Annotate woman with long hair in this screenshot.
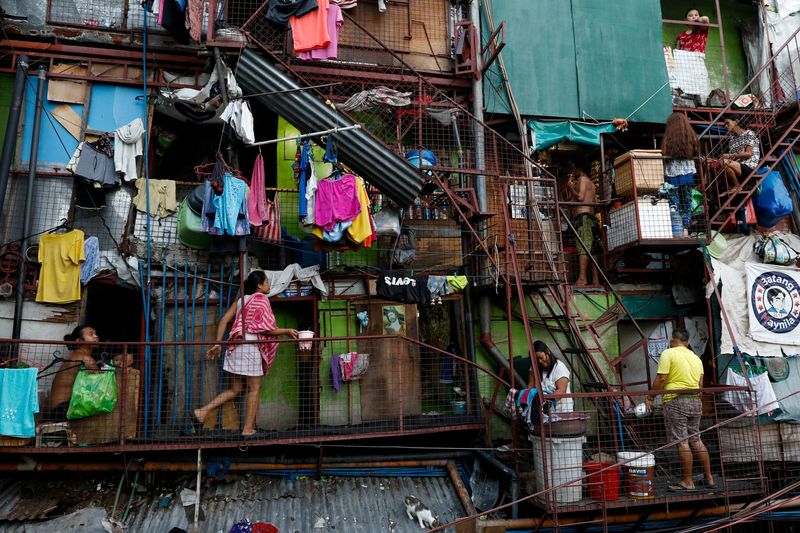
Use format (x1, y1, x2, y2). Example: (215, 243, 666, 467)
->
(528, 340, 573, 413)
(193, 270, 298, 436)
(662, 112, 700, 235)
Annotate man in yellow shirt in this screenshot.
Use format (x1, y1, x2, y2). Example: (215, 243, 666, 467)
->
(646, 328, 715, 491)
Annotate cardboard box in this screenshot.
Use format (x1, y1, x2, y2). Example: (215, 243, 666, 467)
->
(614, 150, 665, 197)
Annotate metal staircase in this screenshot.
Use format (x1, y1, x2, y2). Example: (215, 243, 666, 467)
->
(702, 25, 800, 231)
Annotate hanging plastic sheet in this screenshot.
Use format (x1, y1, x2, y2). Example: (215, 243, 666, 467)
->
(528, 120, 616, 151)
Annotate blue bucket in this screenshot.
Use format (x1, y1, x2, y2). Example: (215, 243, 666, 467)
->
(405, 149, 437, 169)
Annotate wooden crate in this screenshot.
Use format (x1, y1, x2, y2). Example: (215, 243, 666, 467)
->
(70, 369, 140, 445)
(614, 150, 664, 197)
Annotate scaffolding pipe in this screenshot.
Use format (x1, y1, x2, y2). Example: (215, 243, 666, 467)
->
(0, 56, 29, 223)
(12, 65, 46, 340)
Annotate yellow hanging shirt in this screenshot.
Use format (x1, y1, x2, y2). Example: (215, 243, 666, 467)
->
(36, 229, 85, 303)
(345, 176, 373, 245)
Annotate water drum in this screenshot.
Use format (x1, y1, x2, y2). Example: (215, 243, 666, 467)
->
(617, 451, 655, 499)
(583, 461, 620, 501)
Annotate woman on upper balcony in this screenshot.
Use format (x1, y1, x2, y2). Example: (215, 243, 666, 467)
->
(720, 116, 761, 188)
(676, 8, 710, 53)
(662, 112, 700, 236)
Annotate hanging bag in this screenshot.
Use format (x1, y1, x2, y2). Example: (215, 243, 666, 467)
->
(373, 207, 401, 236)
(392, 227, 416, 266)
(66, 369, 118, 420)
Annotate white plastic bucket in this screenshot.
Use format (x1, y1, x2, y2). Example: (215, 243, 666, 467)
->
(530, 435, 584, 503)
(298, 330, 314, 351)
(617, 451, 656, 498)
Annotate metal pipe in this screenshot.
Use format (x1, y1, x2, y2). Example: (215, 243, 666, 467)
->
(0, 457, 464, 472)
(479, 296, 526, 389)
(469, 0, 486, 211)
(11, 64, 45, 341)
(0, 56, 29, 223)
(446, 460, 477, 524)
(476, 450, 519, 519)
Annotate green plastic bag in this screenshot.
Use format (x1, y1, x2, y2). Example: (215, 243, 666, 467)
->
(66, 369, 118, 420)
(691, 189, 704, 214)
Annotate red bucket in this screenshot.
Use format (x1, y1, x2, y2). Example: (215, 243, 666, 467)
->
(584, 462, 620, 501)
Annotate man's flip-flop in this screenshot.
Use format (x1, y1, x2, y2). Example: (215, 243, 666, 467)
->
(669, 483, 697, 492)
(697, 480, 717, 489)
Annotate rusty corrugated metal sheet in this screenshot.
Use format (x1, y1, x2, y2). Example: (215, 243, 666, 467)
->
(126, 474, 464, 532)
(0, 471, 466, 532)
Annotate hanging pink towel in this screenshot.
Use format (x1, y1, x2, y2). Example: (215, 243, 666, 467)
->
(248, 154, 269, 226)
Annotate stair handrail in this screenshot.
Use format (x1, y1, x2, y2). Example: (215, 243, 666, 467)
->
(698, 23, 800, 140)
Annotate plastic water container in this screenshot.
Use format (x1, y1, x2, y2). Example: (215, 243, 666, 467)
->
(583, 462, 620, 501)
(617, 451, 656, 499)
(670, 207, 683, 237)
(531, 435, 585, 503)
(405, 149, 437, 175)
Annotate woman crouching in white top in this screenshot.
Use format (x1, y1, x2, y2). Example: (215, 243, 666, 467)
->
(528, 340, 574, 413)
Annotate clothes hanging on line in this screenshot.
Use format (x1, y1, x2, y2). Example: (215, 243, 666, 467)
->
(114, 118, 144, 182)
(36, 229, 85, 303)
(248, 154, 269, 226)
(296, 140, 312, 219)
(290, 0, 331, 52)
(133, 178, 178, 218)
(159, 0, 190, 43)
(74, 142, 118, 188)
(302, 159, 319, 227)
(185, 0, 204, 42)
(251, 190, 282, 242)
(330, 0, 356, 9)
(0, 368, 39, 438)
(204, 174, 250, 236)
(297, 4, 344, 61)
(220, 100, 255, 145)
(339, 86, 412, 112)
(80, 235, 100, 285)
(723, 367, 780, 416)
(377, 270, 431, 304)
(314, 173, 362, 231)
(267, 0, 319, 25)
(344, 175, 375, 245)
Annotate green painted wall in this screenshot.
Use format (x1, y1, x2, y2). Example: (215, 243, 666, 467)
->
(661, 0, 757, 95)
(317, 299, 363, 425)
(0, 75, 14, 150)
(475, 292, 621, 441)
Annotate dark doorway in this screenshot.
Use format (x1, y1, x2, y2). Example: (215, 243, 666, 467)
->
(83, 282, 143, 343)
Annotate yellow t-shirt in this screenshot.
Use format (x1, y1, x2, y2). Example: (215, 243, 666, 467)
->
(345, 176, 373, 245)
(657, 346, 703, 403)
(36, 229, 85, 304)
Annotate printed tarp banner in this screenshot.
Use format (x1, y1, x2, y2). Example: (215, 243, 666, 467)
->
(746, 262, 800, 345)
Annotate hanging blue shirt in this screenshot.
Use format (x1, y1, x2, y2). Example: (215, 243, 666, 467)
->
(0, 368, 39, 437)
(81, 236, 100, 284)
(212, 174, 250, 236)
(297, 140, 311, 219)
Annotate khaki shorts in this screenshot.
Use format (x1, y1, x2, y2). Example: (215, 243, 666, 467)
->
(663, 396, 702, 443)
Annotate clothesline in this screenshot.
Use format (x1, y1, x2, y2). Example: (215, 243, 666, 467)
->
(247, 124, 361, 147)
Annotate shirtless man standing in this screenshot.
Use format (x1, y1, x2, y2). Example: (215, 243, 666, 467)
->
(569, 166, 601, 287)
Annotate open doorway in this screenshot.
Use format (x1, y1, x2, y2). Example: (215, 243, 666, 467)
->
(83, 282, 143, 343)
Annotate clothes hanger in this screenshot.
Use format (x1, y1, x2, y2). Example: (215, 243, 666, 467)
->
(48, 218, 73, 234)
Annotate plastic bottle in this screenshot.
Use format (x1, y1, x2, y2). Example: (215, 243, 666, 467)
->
(670, 207, 683, 238)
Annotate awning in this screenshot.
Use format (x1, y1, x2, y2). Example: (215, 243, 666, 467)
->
(528, 119, 616, 151)
(236, 49, 424, 206)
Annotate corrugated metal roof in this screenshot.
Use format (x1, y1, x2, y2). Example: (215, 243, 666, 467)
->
(0, 472, 465, 533)
(236, 48, 425, 207)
